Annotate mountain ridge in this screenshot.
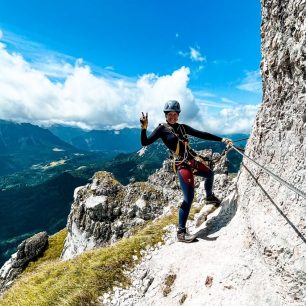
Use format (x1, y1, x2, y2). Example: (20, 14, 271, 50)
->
(0, 120, 79, 176)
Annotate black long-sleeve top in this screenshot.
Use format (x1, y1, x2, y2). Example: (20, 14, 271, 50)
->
(141, 122, 222, 160)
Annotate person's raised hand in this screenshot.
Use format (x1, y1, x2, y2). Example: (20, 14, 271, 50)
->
(140, 112, 148, 129)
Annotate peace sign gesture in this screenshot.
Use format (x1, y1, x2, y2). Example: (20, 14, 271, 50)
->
(140, 112, 148, 129)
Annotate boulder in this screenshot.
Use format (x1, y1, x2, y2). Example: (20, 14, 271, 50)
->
(0, 231, 48, 293)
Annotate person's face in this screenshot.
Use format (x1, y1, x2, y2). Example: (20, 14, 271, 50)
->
(166, 112, 179, 124)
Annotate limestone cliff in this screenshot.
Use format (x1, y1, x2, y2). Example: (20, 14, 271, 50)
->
(236, 0, 306, 301)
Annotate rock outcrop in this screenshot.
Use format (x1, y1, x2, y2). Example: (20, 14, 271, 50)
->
(61, 171, 167, 260)
(0, 232, 48, 293)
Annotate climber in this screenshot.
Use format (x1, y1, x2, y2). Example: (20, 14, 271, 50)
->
(140, 100, 233, 243)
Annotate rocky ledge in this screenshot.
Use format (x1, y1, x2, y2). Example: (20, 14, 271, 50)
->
(0, 232, 48, 294)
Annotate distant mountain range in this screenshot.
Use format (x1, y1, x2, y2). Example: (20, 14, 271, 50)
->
(0, 120, 143, 176)
(0, 120, 78, 176)
(49, 124, 141, 152)
(47, 124, 86, 144)
(0, 120, 77, 153)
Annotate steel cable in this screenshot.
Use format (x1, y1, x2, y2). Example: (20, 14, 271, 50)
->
(231, 145, 306, 200)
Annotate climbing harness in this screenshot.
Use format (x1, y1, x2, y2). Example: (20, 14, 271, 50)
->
(161, 123, 198, 173)
(230, 144, 306, 200)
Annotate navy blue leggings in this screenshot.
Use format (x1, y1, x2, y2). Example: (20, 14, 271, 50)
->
(177, 160, 214, 230)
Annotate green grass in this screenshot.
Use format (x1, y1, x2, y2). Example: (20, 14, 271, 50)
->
(0, 211, 178, 306)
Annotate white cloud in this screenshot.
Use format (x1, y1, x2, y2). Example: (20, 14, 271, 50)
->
(135, 67, 199, 126)
(194, 90, 216, 98)
(237, 70, 262, 93)
(0, 38, 259, 135)
(178, 46, 206, 63)
(0, 42, 198, 129)
(178, 50, 188, 57)
(197, 100, 226, 108)
(192, 89, 259, 134)
(203, 104, 259, 134)
(221, 97, 238, 105)
(182, 102, 259, 135)
(189, 47, 205, 62)
(32, 59, 75, 79)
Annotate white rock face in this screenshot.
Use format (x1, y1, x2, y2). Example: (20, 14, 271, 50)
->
(84, 195, 107, 209)
(61, 221, 97, 260)
(236, 0, 306, 302)
(0, 254, 16, 279)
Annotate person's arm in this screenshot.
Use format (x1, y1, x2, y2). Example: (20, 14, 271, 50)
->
(141, 125, 162, 146)
(183, 124, 223, 142)
(140, 112, 162, 146)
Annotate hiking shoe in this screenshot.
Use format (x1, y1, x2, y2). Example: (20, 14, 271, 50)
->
(177, 230, 197, 243)
(205, 194, 221, 206)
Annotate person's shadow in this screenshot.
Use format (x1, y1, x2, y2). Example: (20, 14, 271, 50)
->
(194, 192, 238, 240)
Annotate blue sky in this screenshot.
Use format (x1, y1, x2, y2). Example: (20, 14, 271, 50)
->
(0, 0, 262, 134)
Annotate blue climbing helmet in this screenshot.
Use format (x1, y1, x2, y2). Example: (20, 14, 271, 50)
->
(163, 100, 181, 113)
